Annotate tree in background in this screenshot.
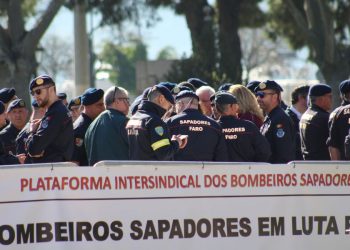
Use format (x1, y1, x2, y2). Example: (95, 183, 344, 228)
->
(98, 39, 147, 92)
(267, 0, 350, 105)
(0, 0, 65, 102)
(157, 46, 178, 60)
(38, 35, 74, 81)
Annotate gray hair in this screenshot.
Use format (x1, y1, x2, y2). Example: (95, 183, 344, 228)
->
(104, 86, 128, 107)
(196, 86, 215, 96)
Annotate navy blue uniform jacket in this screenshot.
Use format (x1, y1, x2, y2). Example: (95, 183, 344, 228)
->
(167, 109, 228, 161)
(26, 100, 74, 163)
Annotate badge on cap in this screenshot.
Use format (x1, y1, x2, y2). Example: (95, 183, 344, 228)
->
(19, 100, 25, 107)
(259, 82, 266, 89)
(155, 126, 164, 136)
(173, 86, 180, 94)
(36, 78, 44, 85)
(74, 98, 81, 105)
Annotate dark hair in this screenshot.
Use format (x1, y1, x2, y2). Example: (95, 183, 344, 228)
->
(291, 85, 310, 105)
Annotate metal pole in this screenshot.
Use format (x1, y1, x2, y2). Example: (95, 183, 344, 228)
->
(74, 0, 91, 96)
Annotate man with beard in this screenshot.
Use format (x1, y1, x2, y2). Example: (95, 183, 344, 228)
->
(25, 75, 74, 163)
(255, 80, 295, 163)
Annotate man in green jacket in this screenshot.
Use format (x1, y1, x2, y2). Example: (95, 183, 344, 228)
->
(85, 86, 130, 166)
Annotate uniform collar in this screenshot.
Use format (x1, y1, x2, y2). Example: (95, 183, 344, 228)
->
(310, 104, 329, 113)
(107, 108, 126, 117)
(219, 115, 238, 121)
(139, 100, 166, 117)
(289, 105, 302, 120)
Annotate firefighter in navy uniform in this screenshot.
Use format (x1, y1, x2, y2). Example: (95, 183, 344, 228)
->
(329, 79, 350, 127)
(327, 80, 350, 160)
(0, 99, 28, 154)
(72, 88, 105, 166)
(25, 75, 74, 163)
(285, 85, 310, 160)
(255, 80, 295, 163)
(300, 84, 332, 160)
(214, 92, 271, 162)
(167, 90, 228, 161)
(126, 84, 187, 160)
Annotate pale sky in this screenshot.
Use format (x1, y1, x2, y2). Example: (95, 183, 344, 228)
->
(45, 6, 192, 60)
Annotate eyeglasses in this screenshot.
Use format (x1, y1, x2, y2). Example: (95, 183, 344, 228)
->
(30, 85, 52, 96)
(117, 97, 130, 103)
(255, 91, 276, 98)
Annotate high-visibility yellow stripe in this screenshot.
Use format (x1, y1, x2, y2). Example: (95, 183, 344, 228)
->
(151, 139, 170, 151)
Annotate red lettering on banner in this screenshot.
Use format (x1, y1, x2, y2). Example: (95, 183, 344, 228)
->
(20, 176, 112, 192)
(299, 173, 350, 186)
(114, 175, 201, 190)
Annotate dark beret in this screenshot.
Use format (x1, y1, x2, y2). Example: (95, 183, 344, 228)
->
(308, 84, 332, 97)
(81, 88, 104, 105)
(254, 80, 283, 92)
(68, 96, 81, 110)
(339, 80, 350, 94)
(175, 90, 199, 102)
(0, 101, 4, 114)
(187, 78, 208, 89)
(29, 75, 55, 91)
(152, 84, 174, 105)
(0, 88, 16, 103)
(142, 87, 152, 99)
(218, 83, 233, 92)
(158, 82, 181, 95)
(57, 92, 67, 100)
(178, 82, 196, 91)
(246, 80, 260, 93)
(214, 92, 237, 105)
(178, 86, 192, 92)
(7, 99, 26, 113)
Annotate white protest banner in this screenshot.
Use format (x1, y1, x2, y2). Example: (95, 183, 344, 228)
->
(0, 161, 349, 250)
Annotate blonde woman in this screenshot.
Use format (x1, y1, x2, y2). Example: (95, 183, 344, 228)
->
(228, 84, 264, 128)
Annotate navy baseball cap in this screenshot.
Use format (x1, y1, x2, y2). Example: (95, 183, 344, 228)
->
(215, 92, 237, 105)
(187, 78, 208, 89)
(254, 80, 283, 93)
(152, 84, 174, 105)
(81, 88, 104, 105)
(308, 84, 332, 97)
(339, 80, 350, 94)
(0, 88, 16, 103)
(175, 90, 199, 102)
(7, 99, 26, 113)
(29, 75, 55, 91)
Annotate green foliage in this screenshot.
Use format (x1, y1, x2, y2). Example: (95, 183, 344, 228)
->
(266, 0, 306, 49)
(157, 46, 177, 60)
(99, 39, 148, 92)
(0, 0, 37, 19)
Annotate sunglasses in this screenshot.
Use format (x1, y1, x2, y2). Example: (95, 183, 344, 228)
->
(255, 91, 276, 98)
(30, 85, 53, 96)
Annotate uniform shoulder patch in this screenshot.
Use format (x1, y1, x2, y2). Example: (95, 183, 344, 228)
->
(155, 126, 164, 136)
(41, 118, 49, 129)
(276, 128, 285, 138)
